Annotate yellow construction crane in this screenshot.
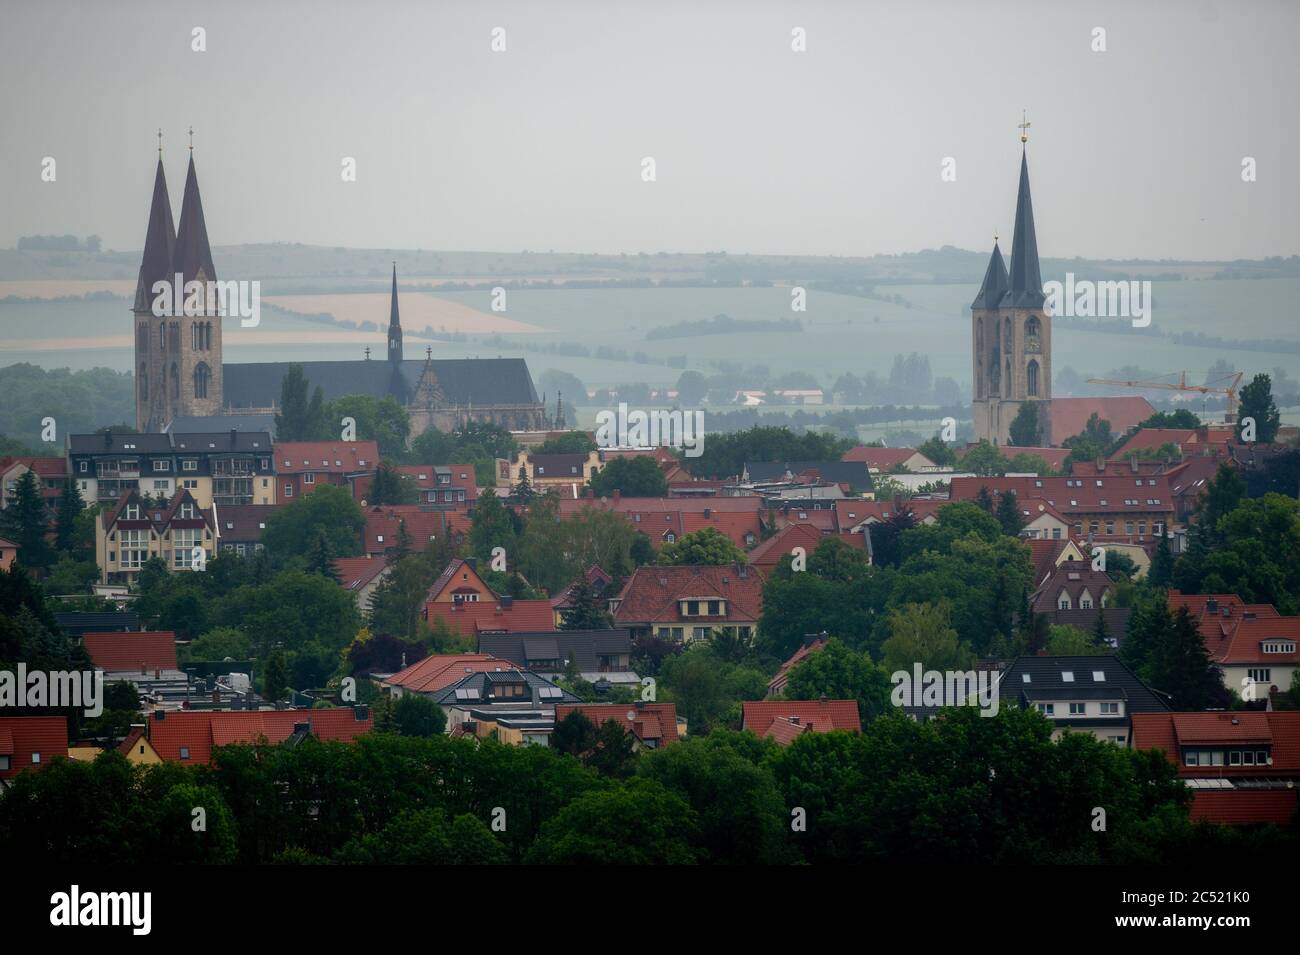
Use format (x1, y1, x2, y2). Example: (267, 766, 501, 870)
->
(1086, 370, 1245, 421)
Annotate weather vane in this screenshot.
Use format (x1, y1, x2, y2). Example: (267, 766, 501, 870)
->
(188, 126, 194, 152)
(1019, 110, 1031, 144)
(157, 128, 163, 156)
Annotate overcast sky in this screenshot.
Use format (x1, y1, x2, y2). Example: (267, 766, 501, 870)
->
(2, 0, 1296, 261)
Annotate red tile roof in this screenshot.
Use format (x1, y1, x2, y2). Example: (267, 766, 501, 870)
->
(382, 653, 515, 694)
(147, 707, 374, 764)
(841, 446, 928, 470)
(1167, 593, 1286, 663)
(1047, 396, 1156, 446)
(83, 631, 177, 672)
(0, 716, 68, 780)
(425, 599, 557, 636)
(273, 441, 380, 475)
(1189, 789, 1298, 826)
(612, 564, 764, 626)
(332, 556, 389, 593)
(364, 505, 470, 557)
(554, 702, 680, 744)
(742, 700, 861, 740)
(832, 499, 946, 531)
(767, 639, 829, 695)
(746, 523, 827, 573)
(1132, 711, 1300, 777)
(558, 496, 765, 549)
(950, 475, 1174, 517)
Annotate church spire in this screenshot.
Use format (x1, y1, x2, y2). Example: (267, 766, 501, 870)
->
(1001, 146, 1044, 309)
(971, 240, 1008, 309)
(387, 262, 403, 364)
(173, 152, 217, 285)
(134, 153, 176, 312)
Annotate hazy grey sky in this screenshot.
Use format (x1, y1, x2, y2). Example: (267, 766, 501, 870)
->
(2, 0, 1296, 260)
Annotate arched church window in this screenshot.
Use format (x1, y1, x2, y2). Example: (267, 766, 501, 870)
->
(1005, 358, 1013, 396)
(194, 362, 210, 399)
(139, 365, 148, 400)
(159, 322, 167, 350)
(170, 363, 179, 399)
(1027, 359, 1040, 397)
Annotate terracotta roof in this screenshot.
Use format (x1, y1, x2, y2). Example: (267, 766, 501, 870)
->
(1047, 397, 1156, 446)
(382, 653, 514, 694)
(273, 441, 380, 475)
(1167, 593, 1285, 661)
(549, 565, 614, 610)
(612, 564, 764, 626)
(841, 447, 931, 470)
(832, 498, 946, 532)
(364, 505, 470, 557)
(332, 556, 389, 592)
(1133, 711, 1300, 779)
(0, 716, 68, 780)
(950, 475, 1174, 517)
(83, 631, 177, 672)
(1026, 538, 1064, 588)
(147, 707, 374, 764)
(395, 463, 477, 496)
(1189, 789, 1298, 826)
(747, 523, 827, 572)
(742, 700, 861, 739)
(768, 639, 829, 694)
(556, 496, 765, 549)
(960, 444, 1071, 471)
(426, 599, 557, 635)
(117, 726, 148, 756)
(554, 702, 680, 745)
(1110, 428, 1199, 458)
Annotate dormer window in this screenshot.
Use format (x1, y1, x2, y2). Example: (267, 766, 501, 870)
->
(1262, 641, 1296, 654)
(179, 503, 195, 519)
(124, 504, 140, 520)
(1062, 671, 1074, 682)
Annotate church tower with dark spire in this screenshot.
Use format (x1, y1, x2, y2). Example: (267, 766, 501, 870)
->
(170, 147, 224, 424)
(133, 143, 176, 432)
(386, 263, 409, 402)
(971, 134, 1050, 445)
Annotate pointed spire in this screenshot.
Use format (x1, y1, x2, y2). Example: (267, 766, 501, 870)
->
(173, 154, 217, 285)
(387, 262, 404, 367)
(389, 262, 401, 329)
(134, 155, 177, 312)
(971, 241, 1009, 309)
(1001, 147, 1044, 309)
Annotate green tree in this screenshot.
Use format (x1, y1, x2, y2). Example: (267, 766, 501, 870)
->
(369, 461, 418, 505)
(307, 530, 340, 581)
(1063, 413, 1114, 469)
(1237, 373, 1280, 444)
(274, 364, 312, 440)
(1149, 530, 1174, 587)
(327, 394, 411, 459)
(525, 778, 700, 864)
(1008, 401, 1043, 446)
(996, 489, 1023, 536)
(656, 527, 746, 566)
(534, 431, 597, 455)
(469, 490, 518, 566)
(391, 692, 446, 737)
(559, 575, 614, 630)
(263, 650, 290, 701)
(262, 484, 365, 561)
(960, 440, 1007, 477)
(0, 469, 53, 569)
(676, 370, 708, 405)
(916, 433, 957, 468)
(783, 638, 892, 723)
(879, 602, 974, 673)
(54, 477, 85, 556)
(1046, 624, 1107, 655)
(589, 456, 668, 498)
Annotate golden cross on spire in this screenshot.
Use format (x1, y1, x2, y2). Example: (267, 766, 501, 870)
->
(157, 128, 163, 156)
(188, 126, 194, 152)
(1018, 110, 1031, 144)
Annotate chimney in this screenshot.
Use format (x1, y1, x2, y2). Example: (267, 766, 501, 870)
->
(154, 669, 161, 679)
(211, 690, 220, 704)
(1129, 456, 1139, 474)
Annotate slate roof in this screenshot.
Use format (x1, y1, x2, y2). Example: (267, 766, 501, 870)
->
(164, 413, 277, 436)
(743, 460, 874, 491)
(172, 155, 217, 284)
(215, 503, 280, 542)
(147, 707, 374, 764)
(478, 629, 632, 672)
(54, 611, 141, 636)
(432, 669, 577, 707)
(971, 241, 1010, 309)
(223, 358, 539, 409)
(133, 157, 176, 312)
(171, 431, 273, 454)
(554, 702, 680, 744)
(1030, 560, 1116, 614)
(1000, 149, 1044, 309)
(998, 654, 1170, 717)
(83, 631, 178, 673)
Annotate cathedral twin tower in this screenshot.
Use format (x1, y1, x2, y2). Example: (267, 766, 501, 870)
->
(970, 144, 1052, 445)
(132, 151, 222, 432)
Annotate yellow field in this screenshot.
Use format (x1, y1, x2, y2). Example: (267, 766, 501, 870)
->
(266, 293, 545, 334)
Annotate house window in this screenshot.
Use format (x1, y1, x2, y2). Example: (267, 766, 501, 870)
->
(31, 752, 41, 764)
(1035, 703, 1055, 716)
(304, 472, 316, 484)
(1248, 668, 1271, 682)
(665, 533, 676, 543)
(153, 460, 169, 472)
(1100, 702, 1119, 715)
(182, 459, 198, 471)
(79, 461, 88, 473)
(1092, 671, 1106, 682)
(284, 484, 293, 497)
(179, 503, 195, 519)
(1069, 703, 1085, 715)
(179, 747, 190, 760)
(1262, 641, 1296, 654)
(1107, 735, 1126, 745)
(1062, 671, 1074, 682)
(0, 755, 9, 771)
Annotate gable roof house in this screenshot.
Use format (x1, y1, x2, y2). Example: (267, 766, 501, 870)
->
(478, 629, 638, 686)
(332, 556, 392, 611)
(147, 706, 374, 764)
(435, 669, 581, 744)
(1132, 711, 1300, 826)
(741, 699, 862, 744)
(83, 630, 179, 678)
(609, 563, 764, 643)
(363, 505, 470, 559)
(0, 716, 68, 788)
(1030, 559, 1116, 614)
(841, 446, 938, 474)
(554, 702, 681, 749)
(94, 488, 217, 584)
(273, 440, 380, 503)
(997, 654, 1170, 745)
(424, 597, 557, 637)
(214, 502, 280, 557)
(767, 637, 830, 696)
(395, 463, 479, 506)
(1168, 593, 1299, 699)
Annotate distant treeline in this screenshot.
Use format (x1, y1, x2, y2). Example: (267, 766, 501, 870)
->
(701, 404, 967, 440)
(0, 363, 135, 448)
(646, 314, 801, 341)
(16, 235, 102, 252)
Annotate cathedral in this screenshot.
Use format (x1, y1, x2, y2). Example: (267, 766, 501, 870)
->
(970, 138, 1052, 445)
(131, 150, 547, 436)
